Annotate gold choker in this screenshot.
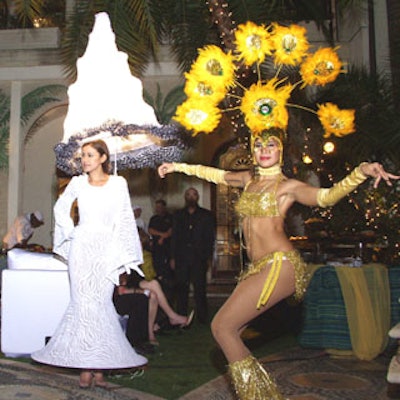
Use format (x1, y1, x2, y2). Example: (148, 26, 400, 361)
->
(257, 165, 282, 176)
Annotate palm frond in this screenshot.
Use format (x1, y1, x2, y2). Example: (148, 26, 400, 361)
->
(0, 90, 10, 126)
(161, 0, 213, 72)
(315, 66, 400, 167)
(60, 1, 94, 81)
(143, 84, 185, 124)
(119, 0, 160, 46)
(0, 85, 67, 169)
(0, 124, 9, 169)
(20, 84, 67, 125)
(13, 0, 45, 27)
(110, 4, 155, 77)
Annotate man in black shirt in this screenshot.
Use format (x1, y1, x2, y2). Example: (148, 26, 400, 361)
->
(171, 188, 216, 323)
(148, 199, 174, 302)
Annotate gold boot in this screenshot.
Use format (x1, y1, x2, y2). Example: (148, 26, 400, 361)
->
(228, 355, 287, 400)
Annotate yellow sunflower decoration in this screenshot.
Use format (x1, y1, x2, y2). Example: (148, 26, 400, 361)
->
(174, 98, 222, 135)
(240, 78, 293, 134)
(184, 71, 227, 104)
(271, 23, 309, 66)
(234, 21, 273, 66)
(300, 47, 343, 86)
(174, 20, 355, 139)
(190, 45, 236, 90)
(317, 103, 355, 138)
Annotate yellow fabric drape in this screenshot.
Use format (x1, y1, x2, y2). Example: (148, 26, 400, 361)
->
(335, 264, 390, 361)
(140, 249, 157, 281)
(257, 252, 283, 309)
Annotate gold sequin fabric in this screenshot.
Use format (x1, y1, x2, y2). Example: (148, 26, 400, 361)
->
(235, 190, 281, 218)
(238, 249, 309, 302)
(228, 355, 287, 400)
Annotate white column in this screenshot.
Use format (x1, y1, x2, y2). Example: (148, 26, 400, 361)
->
(7, 81, 23, 227)
(65, 0, 75, 19)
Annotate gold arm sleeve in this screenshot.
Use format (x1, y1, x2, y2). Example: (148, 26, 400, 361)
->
(172, 163, 227, 185)
(317, 163, 368, 208)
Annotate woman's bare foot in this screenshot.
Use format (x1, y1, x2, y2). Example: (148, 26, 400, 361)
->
(149, 331, 159, 345)
(169, 315, 187, 326)
(170, 310, 195, 328)
(79, 370, 93, 389)
(93, 371, 108, 389)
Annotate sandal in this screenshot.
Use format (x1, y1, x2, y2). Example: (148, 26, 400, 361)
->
(181, 310, 195, 329)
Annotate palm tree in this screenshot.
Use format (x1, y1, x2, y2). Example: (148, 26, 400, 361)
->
(56, 0, 363, 80)
(0, 84, 67, 169)
(143, 83, 185, 125)
(0, 0, 65, 29)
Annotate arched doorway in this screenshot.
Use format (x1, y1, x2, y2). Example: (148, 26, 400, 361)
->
(212, 140, 251, 280)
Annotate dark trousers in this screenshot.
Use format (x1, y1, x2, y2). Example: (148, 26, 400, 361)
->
(113, 293, 149, 346)
(175, 256, 208, 323)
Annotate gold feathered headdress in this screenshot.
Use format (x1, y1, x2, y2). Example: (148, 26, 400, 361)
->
(173, 21, 355, 143)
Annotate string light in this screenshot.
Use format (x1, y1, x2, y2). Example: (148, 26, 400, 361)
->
(323, 141, 335, 153)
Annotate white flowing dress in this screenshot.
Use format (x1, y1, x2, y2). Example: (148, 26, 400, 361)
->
(31, 175, 147, 369)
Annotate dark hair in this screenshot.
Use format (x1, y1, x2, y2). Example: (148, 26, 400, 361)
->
(155, 199, 166, 207)
(82, 140, 111, 173)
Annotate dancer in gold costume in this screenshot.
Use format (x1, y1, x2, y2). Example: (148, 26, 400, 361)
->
(158, 128, 399, 400)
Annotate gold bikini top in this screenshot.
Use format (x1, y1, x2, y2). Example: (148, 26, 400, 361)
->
(235, 177, 282, 218)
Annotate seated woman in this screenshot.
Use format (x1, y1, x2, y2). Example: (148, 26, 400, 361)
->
(113, 282, 151, 353)
(117, 272, 193, 345)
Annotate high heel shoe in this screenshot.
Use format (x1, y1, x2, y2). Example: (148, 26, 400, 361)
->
(181, 310, 195, 329)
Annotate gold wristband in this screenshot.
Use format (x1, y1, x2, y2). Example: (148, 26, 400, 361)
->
(317, 163, 368, 208)
(172, 163, 227, 185)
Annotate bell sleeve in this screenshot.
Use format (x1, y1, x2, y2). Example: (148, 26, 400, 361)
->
(107, 177, 144, 284)
(53, 176, 80, 261)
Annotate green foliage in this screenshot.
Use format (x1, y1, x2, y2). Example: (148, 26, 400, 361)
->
(314, 67, 400, 169)
(0, 0, 65, 28)
(143, 84, 186, 124)
(20, 84, 67, 126)
(0, 90, 10, 169)
(0, 85, 67, 170)
(107, 303, 298, 399)
(289, 66, 400, 263)
(61, 0, 164, 81)
(0, 124, 9, 169)
(58, 0, 363, 80)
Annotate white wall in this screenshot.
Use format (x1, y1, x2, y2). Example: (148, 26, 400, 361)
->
(0, 169, 8, 241)
(21, 107, 66, 248)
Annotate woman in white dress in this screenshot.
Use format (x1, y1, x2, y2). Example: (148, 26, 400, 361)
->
(31, 139, 147, 388)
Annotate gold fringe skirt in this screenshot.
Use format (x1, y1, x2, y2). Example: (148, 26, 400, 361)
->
(238, 249, 309, 308)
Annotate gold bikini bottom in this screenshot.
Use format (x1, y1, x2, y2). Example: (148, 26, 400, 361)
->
(238, 249, 309, 309)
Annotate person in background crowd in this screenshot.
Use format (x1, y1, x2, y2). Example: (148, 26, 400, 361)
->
(116, 271, 193, 347)
(113, 277, 153, 355)
(2, 210, 44, 251)
(170, 187, 216, 324)
(158, 127, 399, 400)
(124, 227, 194, 345)
(31, 139, 147, 389)
(133, 205, 149, 235)
(148, 199, 174, 301)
